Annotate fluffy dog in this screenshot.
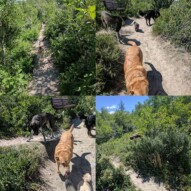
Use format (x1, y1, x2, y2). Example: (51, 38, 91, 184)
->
(54, 125, 74, 176)
(78, 112, 95, 137)
(124, 41, 149, 95)
(101, 11, 122, 42)
(77, 173, 92, 191)
(139, 10, 160, 26)
(28, 113, 55, 142)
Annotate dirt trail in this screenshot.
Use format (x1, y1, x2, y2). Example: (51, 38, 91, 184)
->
(0, 118, 95, 191)
(100, 17, 191, 95)
(112, 158, 168, 191)
(28, 24, 60, 95)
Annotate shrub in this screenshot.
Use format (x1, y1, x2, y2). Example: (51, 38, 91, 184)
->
(45, 1, 96, 95)
(96, 33, 123, 94)
(129, 127, 191, 190)
(153, 0, 191, 51)
(96, 147, 136, 191)
(0, 96, 54, 138)
(0, 144, 43, 191)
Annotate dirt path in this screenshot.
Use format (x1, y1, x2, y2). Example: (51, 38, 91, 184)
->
(112, 158, 168, 191)
(99, 17, 191, 95)
(0, 118, 95, 191)
(28, 24, 60, 95)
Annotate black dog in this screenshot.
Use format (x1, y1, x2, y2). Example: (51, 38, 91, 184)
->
(101, 11, 123, 42)
(130, 134, 142, 140)
(139, 10, 160, 26)
(28, 113, 55, 142)
(78, 111, 95, 137)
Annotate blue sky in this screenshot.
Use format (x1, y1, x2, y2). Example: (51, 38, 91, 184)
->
(96, 96, 149, 113)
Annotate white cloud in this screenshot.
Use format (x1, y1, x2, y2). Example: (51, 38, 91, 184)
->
(109, 111, 115, 114)
(105, 105, 117, 110)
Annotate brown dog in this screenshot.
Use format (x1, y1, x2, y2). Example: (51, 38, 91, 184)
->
(77, 173, 92, 191)
(54, 124, 74, 176)
(124, 41, 149, 95)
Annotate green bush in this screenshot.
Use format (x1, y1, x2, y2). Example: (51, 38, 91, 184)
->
(0, 144, 43, 191)
(97, 147, 136, 191)
(153, 0, 191, 51)
(124, 0, 152, 17)
(0, 95, 95, 138)
(96, 33, 123, 94)
(45, 1, 96, 95)
(129, 128, 191, 190)
(0, 96, 54, 138)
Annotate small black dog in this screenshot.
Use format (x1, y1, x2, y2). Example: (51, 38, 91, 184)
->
(139, 10, 160, 26)
(130, 134, 142, 140)
(133, 21, 140, 32)
(78, 111, 95, 137)
(28, 113, 55, 142)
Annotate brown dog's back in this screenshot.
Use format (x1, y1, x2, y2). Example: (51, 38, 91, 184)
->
(54, 125, 74, 175)
(124, 41, 148, 95)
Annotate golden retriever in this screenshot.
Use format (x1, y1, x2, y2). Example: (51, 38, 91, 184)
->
(124, 41, 149, 95)
(54, 124, 74, 176)
(77, 173, 92, 191)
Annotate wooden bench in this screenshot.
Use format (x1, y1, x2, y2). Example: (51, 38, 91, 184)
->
(51, 97, 75, 111)
(103, 0, 125, 12)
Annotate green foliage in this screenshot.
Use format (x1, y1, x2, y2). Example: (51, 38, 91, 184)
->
(129, 128, 191, 190)
(126, 0, 152, 16)
(151, 0, 175, 10)
(97, 96, 191, 190)
(96, 33, 123, 94)
(0, 0, 53, 95)
(97, 102, 134, 144)
(153, 0, 191, 51)
(45, 0, 96, 95)
(0, 144, 43, 191)
(0, 95, 54, 138)
(0, 95, 95, 138)
(97, 147, 137, 191)
(70, 96, 95, 114)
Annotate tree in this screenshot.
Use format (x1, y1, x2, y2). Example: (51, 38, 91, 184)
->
(118, 100, 125, 112)
(0, 0, 19, 65)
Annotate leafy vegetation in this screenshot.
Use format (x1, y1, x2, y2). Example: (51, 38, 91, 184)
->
(0, 144, 44, 191)
(153, 0, 191, 52)
(97, 147, 137, 191)
(0, 0, 96, 95)
(0, 95, 95, 138)
(45, 0, 96, 95)
(96, 33, 124, 94)
(0, 0, 51, 95)
(97, 96, 191, 190)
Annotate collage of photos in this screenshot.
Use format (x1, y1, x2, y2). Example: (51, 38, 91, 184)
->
(0, 0, 191, 191)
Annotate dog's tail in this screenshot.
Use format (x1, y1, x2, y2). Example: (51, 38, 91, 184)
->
(65, 179, 76, 191)
(128, 41, 137, 46)
(69, 124, 74, 132)
(83, 173, 91, 183)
